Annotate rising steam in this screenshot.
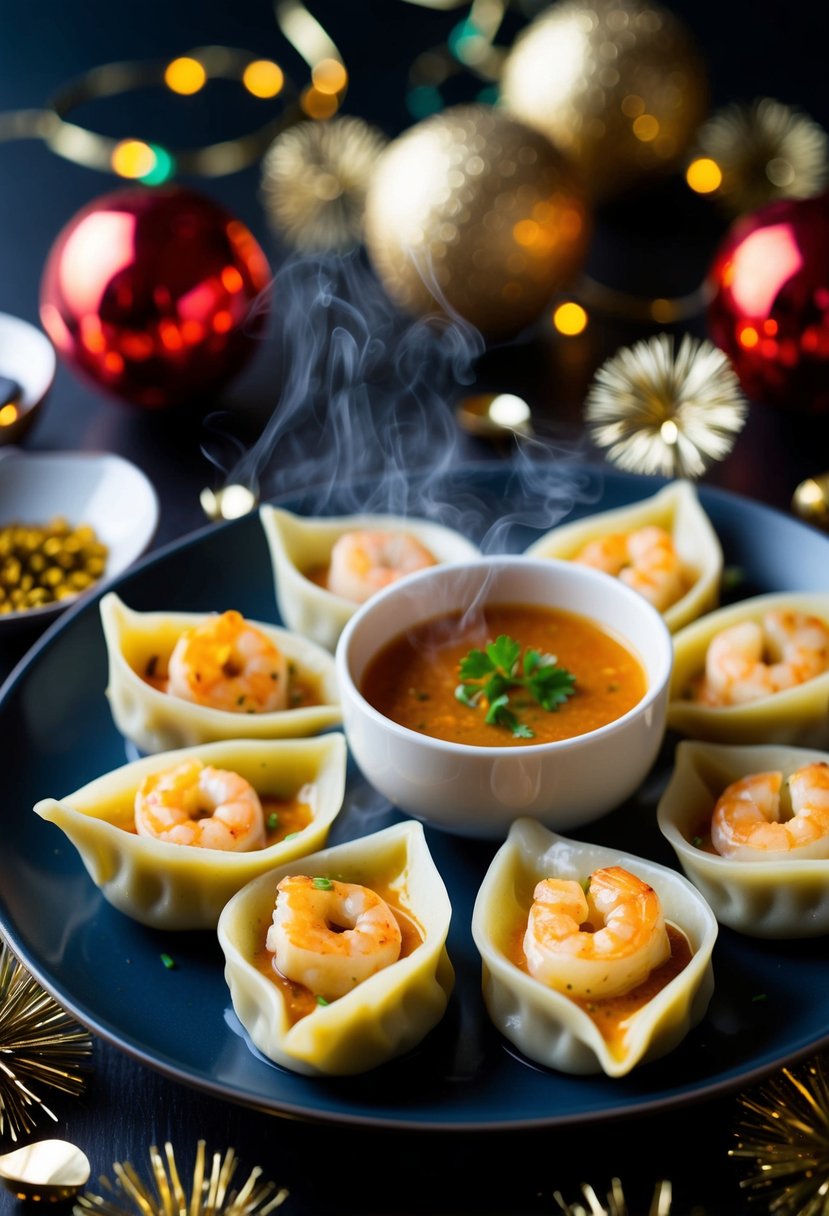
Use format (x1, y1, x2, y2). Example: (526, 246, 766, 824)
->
(203, 249, 600, 552)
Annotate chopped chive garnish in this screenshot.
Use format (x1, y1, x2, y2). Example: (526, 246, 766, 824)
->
(312, 876, 333, 890)
(160, 953, 176, 970)
(267, 811, 279, 830)
(316, 995, 329, 1006)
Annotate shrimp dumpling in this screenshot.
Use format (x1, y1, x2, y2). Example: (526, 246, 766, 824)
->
(472, 818, 717, 1077)
(524, 481, 723, 633)
(218, 820, 454, 1076)
(33, 735, 348, 930)
(259, 506, 481, 651)
(100, 592, 342, 754)
(657, 740, 829, 938)
(668, 592, 829, 747)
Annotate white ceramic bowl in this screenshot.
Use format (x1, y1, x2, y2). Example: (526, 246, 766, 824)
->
(335, 555, 674, 839)
(0, 312, 57, 445)
(0, 448, 159, 631)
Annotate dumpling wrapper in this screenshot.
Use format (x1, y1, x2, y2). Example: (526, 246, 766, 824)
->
(101, 592, 342, 754)
(218, 819, 454, 1076)
(667, 592, 829, 746)
(471, 817, 717, 1078)
(33, 734, 347, 930)
(657, 739, 829, 938)
(523, 480, 723, 632)
(259, 505, 481, 651)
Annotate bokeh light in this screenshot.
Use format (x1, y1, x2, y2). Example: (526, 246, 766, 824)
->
(164, 57, 207, 95)
(242, 59, 285, 99)
(553, 301, 588, 335)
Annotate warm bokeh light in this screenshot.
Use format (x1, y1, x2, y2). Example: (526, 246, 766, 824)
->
(242, 59, 285, 99)
(738, 325, 760, 349)
(686, 156, 723, 194)
(311, 57, 347, 95)
(111, 139, 157, 179)
(301, 85, 340, 119)
(164, 57, 207, 95)
(632, 114, 660, 143)
(0, 403, 19, 426)
(553, 301, 588, 335)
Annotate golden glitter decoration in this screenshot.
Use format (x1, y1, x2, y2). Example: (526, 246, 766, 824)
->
(584, 333, 748, 478)
(261, 115, 388, 251)
(74, 1140, 289, 1216)
(0, 937, 92, 1144)
(689, 97, 829, 217)
(792, 473, 829, 532)
(499, 0, 709, 201)
(554, 1178, 674, 1214)
(363, 102, 590, 340)
(730, 1053, 829, 1216)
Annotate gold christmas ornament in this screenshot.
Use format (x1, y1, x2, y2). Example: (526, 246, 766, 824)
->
(261, 115, 388, 251)
(584, 332, 748, 479)
(687, 97, 829, 217)
(363, 102, 590, 339)
(74, 1140, 289, 1216)
(730, 1053, 829, 1216)
(499, 0, 709, 201)
(0, 937, 93, 1143)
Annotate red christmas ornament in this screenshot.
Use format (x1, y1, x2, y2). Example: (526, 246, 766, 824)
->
(40, 186, 271, 410)
(706, 191, 829, 414)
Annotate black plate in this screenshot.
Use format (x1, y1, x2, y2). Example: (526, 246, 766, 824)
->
(1, 463, 828, 1130)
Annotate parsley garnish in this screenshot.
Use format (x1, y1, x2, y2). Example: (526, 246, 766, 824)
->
(455, 634, 576, 738)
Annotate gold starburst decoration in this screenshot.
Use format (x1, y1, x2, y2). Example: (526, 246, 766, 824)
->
(73, 1140, 289, 1216)
(730, 1053, 829, 1216)
(261, 115, 388, 251)
(689, 97, 829, 217)
(554, 1178, 674, 1214)
(0, 936, 93, 1144)
(584, 333, 749, 479)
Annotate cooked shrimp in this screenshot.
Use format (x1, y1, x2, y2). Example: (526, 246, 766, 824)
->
(697, 610, 829, 706)
(711, 762, 829, 859)
(326, 530, 437, 604)
(167, 610, 289, 713)
(574, 525, 687, 612)
(523, 866, 670, 999)
(134, 758, 265, 851)
(266, 874, 402, 1001)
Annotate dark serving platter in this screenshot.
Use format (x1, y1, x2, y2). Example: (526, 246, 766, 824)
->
(2, 463, 827, 1130)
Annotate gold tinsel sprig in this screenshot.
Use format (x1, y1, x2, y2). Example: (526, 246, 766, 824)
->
(0, 936, 93, 1143)
(584, 333, 749, 480)
(691, 97, 829, 217)
(554, 1178, 674, 1214)
(730, 1053, 829, 1216)
(73, 1141, 289, 1216)
(261, 115, 388, 252)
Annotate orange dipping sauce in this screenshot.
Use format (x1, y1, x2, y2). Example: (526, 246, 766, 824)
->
(359, 603, 646, 747)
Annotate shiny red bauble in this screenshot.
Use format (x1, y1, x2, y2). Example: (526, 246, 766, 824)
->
(706, 191, 829, 414)
(40, 185, 271, 409)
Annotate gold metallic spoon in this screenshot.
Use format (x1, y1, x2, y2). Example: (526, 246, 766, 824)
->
(0, 1139, 91, 1203)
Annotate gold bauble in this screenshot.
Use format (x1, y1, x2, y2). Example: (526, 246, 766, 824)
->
(499, 0, 709, 200)
(363, 103, 590, 340)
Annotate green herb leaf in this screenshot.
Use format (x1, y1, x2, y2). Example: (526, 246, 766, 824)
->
(160, 953, 176, 970)
(312, 876, 333, 891)
(454, 633, 576, 737)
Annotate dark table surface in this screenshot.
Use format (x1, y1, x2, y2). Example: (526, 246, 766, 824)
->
(2, 2, 829, 1213)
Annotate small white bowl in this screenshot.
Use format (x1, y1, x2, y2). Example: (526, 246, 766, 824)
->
(0, 448, 159, 631)
(0, 312, 57, 445)
(335, 556, 674, 839)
